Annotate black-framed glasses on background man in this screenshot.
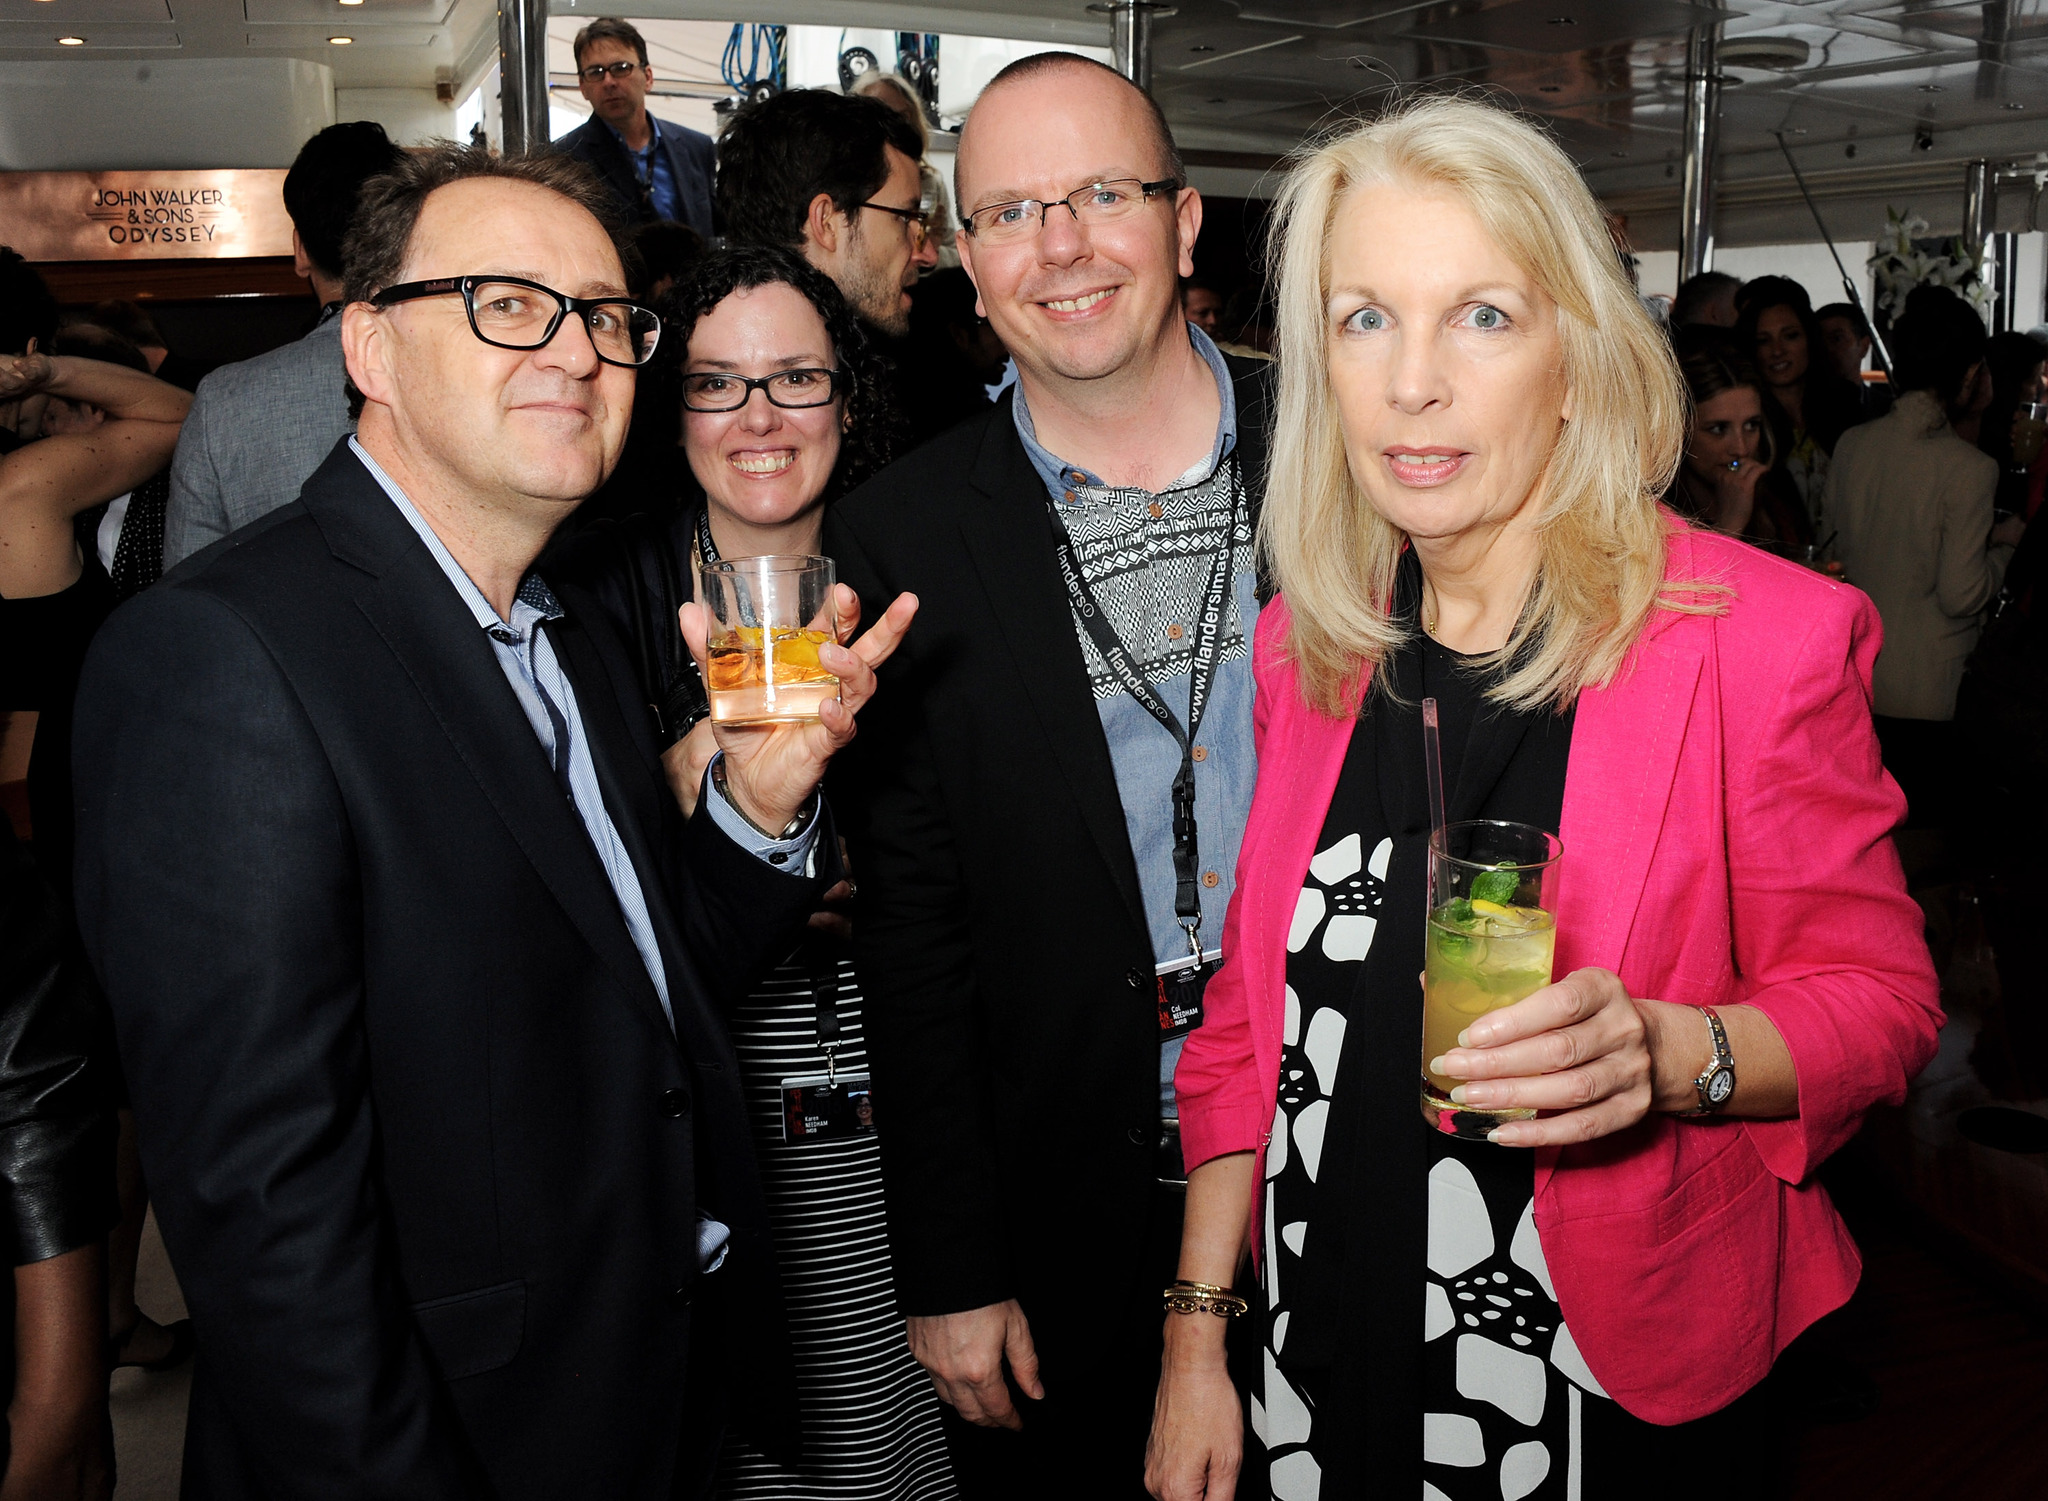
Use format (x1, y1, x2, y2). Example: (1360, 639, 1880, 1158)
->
(579, 60, 643, 81)
(680, 368, 844, 412)
(370, 276, 662, 368)
(962, 178, 1182, 244)
(859, 200, 930, 246)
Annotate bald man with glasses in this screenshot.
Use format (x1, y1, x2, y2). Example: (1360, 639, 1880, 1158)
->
(73, 145, 914, 1501)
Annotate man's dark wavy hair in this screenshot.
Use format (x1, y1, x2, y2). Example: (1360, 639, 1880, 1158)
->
(714, 90, 924, 252)
(652, 244, 905, 499)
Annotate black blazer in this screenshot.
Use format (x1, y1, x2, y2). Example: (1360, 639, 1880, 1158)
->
(557, 113, 716, 237)
(72, 444, 827, 1499)
(824, 358, 1274, 1326)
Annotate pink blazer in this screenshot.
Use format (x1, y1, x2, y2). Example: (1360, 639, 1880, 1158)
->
(1176, 523, 1943, 1424)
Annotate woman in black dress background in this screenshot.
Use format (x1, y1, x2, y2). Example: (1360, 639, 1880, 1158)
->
(553, 246, 952, 1500)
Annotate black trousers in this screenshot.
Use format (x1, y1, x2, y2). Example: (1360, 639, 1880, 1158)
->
(941, 1177, 1267, 1500)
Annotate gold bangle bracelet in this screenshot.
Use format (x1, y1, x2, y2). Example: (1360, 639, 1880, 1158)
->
(1163, 1282, 1249, 1318)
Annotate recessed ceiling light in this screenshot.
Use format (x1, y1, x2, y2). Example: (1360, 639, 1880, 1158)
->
(1538, 85, 1561, 93)
(2005, 101, 2026, 110)
(328, 34, 353, 43)
(1609, 149, 1629, 158)
(1549, 15, 1576, 25)
(1920, 84, 1946, 93)
(56, 34, 85, 44)
(1188, 43, 1213, 52)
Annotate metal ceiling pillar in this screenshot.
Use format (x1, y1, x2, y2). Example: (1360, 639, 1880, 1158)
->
(497, 0, 551, 155)
(1962, 159, 1997, 327)
(1088, 1, 1177, 92)
(1678, 23, 1722, 282)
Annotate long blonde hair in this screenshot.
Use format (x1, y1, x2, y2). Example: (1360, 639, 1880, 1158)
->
(1262, 95, 1695, 716)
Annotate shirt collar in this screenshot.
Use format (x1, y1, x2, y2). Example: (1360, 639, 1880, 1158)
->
(348, 436, 561, 639)
(1012, 321, 1238, 499)
(602, 114, 658, 158)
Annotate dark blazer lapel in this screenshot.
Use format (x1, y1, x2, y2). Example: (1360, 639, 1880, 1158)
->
(655, 120, 712, 236)
(959, 409, 1149, 941)
(301, 454, 674, 1038)
(575, 119, 641, 214)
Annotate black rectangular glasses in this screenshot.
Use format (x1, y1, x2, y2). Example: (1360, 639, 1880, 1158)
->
(680, 369, 844, 412)
(370, 275, 663, 368)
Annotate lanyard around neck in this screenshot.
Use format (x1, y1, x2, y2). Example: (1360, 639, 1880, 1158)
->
(1043, 458, 1248, 957)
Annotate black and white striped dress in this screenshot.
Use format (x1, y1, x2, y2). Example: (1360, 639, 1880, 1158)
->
(714, 950, 958, 1501)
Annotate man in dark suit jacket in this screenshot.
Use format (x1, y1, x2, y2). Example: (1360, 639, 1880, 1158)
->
(72, 143, 912, 1500)
(556, 17, 715, 238)
(827, 53, 1270, 1498)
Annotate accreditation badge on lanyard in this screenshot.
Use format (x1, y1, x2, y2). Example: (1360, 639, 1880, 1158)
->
(1045, 460, 1249, 1042)
(779, 943, 876, 1143)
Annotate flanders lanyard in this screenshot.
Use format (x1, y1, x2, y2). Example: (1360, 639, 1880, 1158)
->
(1043, 456, 1248, 961)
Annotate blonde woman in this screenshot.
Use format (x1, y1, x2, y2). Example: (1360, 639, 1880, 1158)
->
(1144, 98, 1941, 1501)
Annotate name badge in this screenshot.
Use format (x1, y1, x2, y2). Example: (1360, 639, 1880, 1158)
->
(779, 1073, 876, 1143)
(1156, 950, 1223, 1041)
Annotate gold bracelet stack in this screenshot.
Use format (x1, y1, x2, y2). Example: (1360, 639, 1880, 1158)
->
(1163, 1280, 1250, 1318)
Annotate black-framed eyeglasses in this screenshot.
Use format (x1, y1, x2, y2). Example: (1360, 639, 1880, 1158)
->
(859, 200, 930, 246)
(370, 276, 662, 368)
(579, 60, 643, 81)
(680, 368, 844, 412)
(962, 178, 1182, 243)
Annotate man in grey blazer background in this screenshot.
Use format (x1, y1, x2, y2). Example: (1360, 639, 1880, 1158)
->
(162, 121, 404, 568)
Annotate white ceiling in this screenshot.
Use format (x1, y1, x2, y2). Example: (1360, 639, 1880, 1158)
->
(4, 0, 2047, 244)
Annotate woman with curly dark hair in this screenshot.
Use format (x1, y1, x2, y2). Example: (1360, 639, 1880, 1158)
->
(550, 245, 955, 1501)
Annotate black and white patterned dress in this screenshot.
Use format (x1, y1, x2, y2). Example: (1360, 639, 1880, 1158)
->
(1252, 594, 1652, 1500)
(715, 945, 958, 1501)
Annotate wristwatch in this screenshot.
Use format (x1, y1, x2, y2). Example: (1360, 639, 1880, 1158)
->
(1681, 1005, 1736, 1115)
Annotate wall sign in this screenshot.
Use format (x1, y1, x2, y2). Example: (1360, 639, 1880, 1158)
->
(0, 170, 292, 261)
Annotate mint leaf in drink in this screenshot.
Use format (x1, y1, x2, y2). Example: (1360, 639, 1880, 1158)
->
(1442, 898, 1477, 928)
(1470, 868, 1520, 905)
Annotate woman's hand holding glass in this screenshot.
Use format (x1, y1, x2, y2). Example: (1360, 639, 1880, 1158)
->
(1429, 967, 1656, 1146)
(1431, 968, 1800, 1145)
(677, 584, 917, 835)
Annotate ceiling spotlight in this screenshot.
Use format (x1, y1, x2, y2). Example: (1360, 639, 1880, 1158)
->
(2005, 101, 2026, 110)
(56, 34, 85, 43)
(328, 33, 353, 43)
(1188, 43, 1213, 52)
(1549, 15, 1576, 25)
(1919, 83, 1946, 93)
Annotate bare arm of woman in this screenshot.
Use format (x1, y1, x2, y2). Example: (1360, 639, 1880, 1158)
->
(0, 354, 191, 597)
(1146, 1149, 1254, 1501)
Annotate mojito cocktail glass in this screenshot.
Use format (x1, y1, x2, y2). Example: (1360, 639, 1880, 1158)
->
(1421, 820, 1563, 1141)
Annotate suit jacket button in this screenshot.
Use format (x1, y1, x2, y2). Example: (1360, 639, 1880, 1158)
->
(673, 1286, 692, 1306)
(1127, 1126, 1149, 1146)
(1126, 967, 1149, 991)
(660, 1088, 690, 1117)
